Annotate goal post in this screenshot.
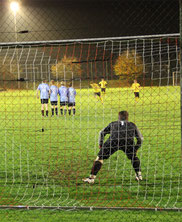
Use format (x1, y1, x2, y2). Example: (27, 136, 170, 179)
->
(180, 0, 182, 163)
(0, 34, 181, 211)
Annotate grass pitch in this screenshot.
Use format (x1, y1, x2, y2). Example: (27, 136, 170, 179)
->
(0, 209, 182, 222)
(0, 86, 181, 210)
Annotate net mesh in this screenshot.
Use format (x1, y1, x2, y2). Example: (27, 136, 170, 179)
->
(0, 35, 181, 209)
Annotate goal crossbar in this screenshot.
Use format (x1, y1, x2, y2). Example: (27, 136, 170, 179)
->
(0, 33, 179, 47)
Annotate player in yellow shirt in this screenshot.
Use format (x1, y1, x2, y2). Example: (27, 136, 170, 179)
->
(131, 80, 141, 102)
(90, 82, 103, 104)
(99, 78, 107, 94)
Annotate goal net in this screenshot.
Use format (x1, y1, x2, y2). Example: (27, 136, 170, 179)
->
(0, 34, 181, 210)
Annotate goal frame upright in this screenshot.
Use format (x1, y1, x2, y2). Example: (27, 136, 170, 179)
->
(180, 0, 182, 160)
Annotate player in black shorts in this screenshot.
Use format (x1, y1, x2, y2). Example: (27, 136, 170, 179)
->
(49, 80, 59, 117)
(131, 80, 140, 102)
(83, 111, 143, 184)
(90, 83, 103, 104)
(37, 80, 50, 117)
(99, 78, 107, 94)
(58, 82, 68, 115)
(68, 83, 76, 116)
(94, 92, 101, 97)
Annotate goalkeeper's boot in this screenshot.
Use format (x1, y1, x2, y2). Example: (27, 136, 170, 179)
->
(135, 172, 142, 181)
(82, 177, 95, 184)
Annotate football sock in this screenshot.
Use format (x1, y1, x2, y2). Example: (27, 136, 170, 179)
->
(68, 109, 71, 115)
(90, 161, 102, 176)
(60, 109, 63, 115)
(51, 108, 54, 116)
(73, 108, 76, 115)
(41, 110, 44, 116)
(64, 109, 67, 115)
(132, 156, 141, 173)
(55, 108, 58, 116)
(46, 110, 48, 117)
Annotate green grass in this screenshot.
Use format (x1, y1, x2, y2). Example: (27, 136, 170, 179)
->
(0, 86, 181, 212)
(0, 209, 182, 222)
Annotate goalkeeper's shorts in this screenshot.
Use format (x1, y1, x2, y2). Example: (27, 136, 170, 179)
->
(98, 143, 137, 160)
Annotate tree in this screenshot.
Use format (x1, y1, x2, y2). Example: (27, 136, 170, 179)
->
(51, 56, 82, 80)
(114, 50, 143, 80)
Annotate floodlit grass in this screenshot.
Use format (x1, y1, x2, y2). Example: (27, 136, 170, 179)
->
(0, 209, 182, 222)
(0, 86, 181, 211)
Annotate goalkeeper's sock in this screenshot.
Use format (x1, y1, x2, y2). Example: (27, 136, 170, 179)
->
(46, 110, 48, 117)
(55, 108, 58, 116)
(73, 108, 76, 115)
(60, 109, 63, 115)
(41, 110, 44, 116)
(51, 108, 54, 116)
(64, 109, 67, 115)
(132, 156, 141, 173)
(68, 109, 71, 115)
(90, 160, 102, 176)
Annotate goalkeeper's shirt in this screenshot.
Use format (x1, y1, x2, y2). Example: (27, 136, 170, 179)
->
(99, 80, 107, 88)
(131, 83, 140, 92)
(90, 83, 101, 93)
(98, 121, 143, 150)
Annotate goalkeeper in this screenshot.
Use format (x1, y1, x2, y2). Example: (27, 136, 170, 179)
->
(83, 111, 143, 184)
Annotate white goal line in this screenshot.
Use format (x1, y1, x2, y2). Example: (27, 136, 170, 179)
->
(0, 205, 181, 211)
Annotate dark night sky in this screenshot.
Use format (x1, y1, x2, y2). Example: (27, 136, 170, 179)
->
(0, 0, 179, 42)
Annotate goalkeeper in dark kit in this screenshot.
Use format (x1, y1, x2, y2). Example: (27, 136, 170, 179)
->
(83, 111, 143, 184)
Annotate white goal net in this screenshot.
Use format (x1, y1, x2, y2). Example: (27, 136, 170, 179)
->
(0, 34, 181, 210)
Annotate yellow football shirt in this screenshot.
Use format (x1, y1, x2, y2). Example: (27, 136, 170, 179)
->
(90, 83, 101, 93)
(99, 80, 107, 88)
(131, 83, 140, 92)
